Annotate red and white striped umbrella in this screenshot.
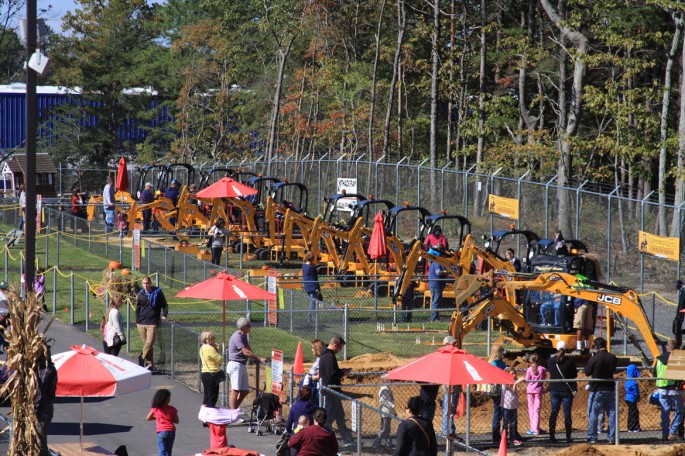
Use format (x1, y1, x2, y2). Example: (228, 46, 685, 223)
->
(53, 344, 152, 397)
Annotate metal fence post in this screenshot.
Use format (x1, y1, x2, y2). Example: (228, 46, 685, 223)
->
(70, 272, 75, 325)
(45, 219, 49, 266)
(487, 316, 492, 355)
(119, 234, 123, 265)
(56, 230, 60, 267)
(343, 304, 349, 361)
(164, 247, 168, 283)
(517, 170, 530, 230)
(105, 229, 109, 256)
(171, 322, 175, 379)
(88, 220, 91, 252)
(147, 240, 151, 275)
(289, 291, 294, 334)
(52, 266, 57, 313)
(355, 400, 362, 455)
(465, 386, 471, 446)
(640, 192, 655, 293)
(615, 381, 620, 445)
(440, 161, 452, 209)
(317, 153, 328, 214)
(652, 293, 656, 330)
(85, 280, 89, 332)
(544, 175, 557, 238)
(395, 157, 407, 205)
(239, 236, 244, 270)
(464, 164, 476, 218)
(375, 155, 386, 199)
(607, 186, 620, 283)
(197, 334, 203, 397)
(575, 180, 588, 239)
(126, 297, 131, 353)
(4, 248, 7, 282)
(416, 158, 428, 207)
(489, 168, 503, 234)
(183, 253, 187, 284)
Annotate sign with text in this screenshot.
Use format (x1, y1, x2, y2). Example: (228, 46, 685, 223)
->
(267, 270, 278, 325)
(488, 194, 519, 220)
(271, 349, 283, 401)
(36, 194, 42, 232)
(336, 178, 358, 212)
(638, 230, 679, 261)
(351, 401, 357, 432)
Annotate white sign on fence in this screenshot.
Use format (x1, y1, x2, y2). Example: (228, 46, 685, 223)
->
(351, 400, 357, 432)
(336, 178, 358, 212)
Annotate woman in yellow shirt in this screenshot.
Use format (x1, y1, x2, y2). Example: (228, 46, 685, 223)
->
(200, 330, 224, 407)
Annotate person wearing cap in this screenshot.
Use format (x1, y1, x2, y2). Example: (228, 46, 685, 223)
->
(140, 182, 155, 231)
(584, 337, 617, 443)
(227, 317, 267, 410)
(428, 243, 449, 322)
(547, 340, 577, 443)
(165, 179, 181, 227)
(319, 336, 354, 447)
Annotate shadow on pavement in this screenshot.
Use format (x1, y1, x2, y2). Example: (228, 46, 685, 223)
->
(49, 422, 133, 436)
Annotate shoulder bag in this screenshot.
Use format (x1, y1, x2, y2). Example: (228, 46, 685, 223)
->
(200, 345, 226, 382)
(408, 417, 430, 445)
(555, 361, 576, 397)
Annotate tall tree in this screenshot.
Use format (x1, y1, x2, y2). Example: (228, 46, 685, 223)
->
(49, 0, 170, 166)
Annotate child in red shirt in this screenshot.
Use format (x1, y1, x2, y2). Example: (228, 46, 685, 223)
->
(146, 388, 179, 456)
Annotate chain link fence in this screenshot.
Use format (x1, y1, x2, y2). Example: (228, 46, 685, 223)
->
(318, 372, 667, 453)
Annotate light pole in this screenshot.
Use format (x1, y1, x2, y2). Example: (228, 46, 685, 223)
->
(24, 0, 37, 289)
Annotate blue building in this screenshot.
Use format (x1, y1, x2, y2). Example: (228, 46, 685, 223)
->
(0, 83, 173, 152)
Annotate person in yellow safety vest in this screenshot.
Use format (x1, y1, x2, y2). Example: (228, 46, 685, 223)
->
(654, 339, 685, 441)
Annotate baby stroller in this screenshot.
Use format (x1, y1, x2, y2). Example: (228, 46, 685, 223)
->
(247, 391, 282, 436)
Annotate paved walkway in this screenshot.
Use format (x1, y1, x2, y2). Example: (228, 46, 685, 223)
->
(0, 317, 280, 456)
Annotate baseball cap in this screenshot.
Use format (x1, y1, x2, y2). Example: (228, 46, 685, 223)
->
(443, 335, 456, 345)
(556, 340, 567, 351)
(145, 182, 152, 188)
(171, 179, 180, 185)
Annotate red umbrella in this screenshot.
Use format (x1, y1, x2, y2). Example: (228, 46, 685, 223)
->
(196, 177, 258, 199)
(116, 157, 129, 192)
(388, 345, 514, 452)
(176, 271, 275, 345)
(368, 211, 387, 260)
(387, 345, 514, 386)
(52, 345, 152, 449)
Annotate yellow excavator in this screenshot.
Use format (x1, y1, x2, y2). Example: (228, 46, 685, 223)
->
(447, 271, 662, 365)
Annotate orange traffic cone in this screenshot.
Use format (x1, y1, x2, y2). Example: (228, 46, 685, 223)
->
(498, 430, 507, 456)
(293, 341, 304, 375)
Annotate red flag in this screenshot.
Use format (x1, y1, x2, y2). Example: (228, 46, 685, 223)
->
(498, 430, 507, 456)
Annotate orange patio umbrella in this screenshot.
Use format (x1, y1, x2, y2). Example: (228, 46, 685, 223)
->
(175, 271, 275, 346)
(196, 177, 258, 199)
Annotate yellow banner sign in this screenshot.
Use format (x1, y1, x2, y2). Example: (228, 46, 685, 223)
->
(488, 195, 519, 220)
(638, 230, 679, 261)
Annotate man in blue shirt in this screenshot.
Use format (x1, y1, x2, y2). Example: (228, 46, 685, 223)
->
(428, 243, 449, 322)
(139, 182, 155, 231)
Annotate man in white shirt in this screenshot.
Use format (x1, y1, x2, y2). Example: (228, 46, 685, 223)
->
(102, 177, 116, 232)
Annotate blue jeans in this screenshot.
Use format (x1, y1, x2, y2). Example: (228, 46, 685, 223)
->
(430, 287, 442, 321)
(307, 291, 319, 322)
(492, 396, 503, 442)
(157, 430, 175, 456)
(442, 389, 459, 436)
(659, 392, 685, 436)
(502, 408, 519, 442)
(587, 391, 616, 440)
(549, 392, 573, 438)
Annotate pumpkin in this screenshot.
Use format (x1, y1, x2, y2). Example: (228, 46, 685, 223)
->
(120, 268, 131, 275)
(109, 260, 122, 271)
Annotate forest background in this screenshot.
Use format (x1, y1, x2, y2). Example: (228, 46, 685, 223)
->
(2, 0, 685, 235)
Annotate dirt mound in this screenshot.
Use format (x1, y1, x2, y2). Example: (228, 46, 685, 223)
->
(340, 352, 409, 372)
(555, 444, 605, 456)
(662, 445, 685, 456)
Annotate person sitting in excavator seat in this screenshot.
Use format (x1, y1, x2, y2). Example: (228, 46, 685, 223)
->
(540, 294, 563, 326)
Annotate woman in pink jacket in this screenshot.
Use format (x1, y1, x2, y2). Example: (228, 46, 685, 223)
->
(525, 354, 547, 435)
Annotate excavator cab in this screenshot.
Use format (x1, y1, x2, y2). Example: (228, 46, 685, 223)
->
(420, 213, 471, 252)
(483, 228, 540, 272)
(323, 192, 368, 228)
(198, 168, 236, 189)
(136, 163, 196, 198)
(246, 176, 281, 209)
(384, 204, 431, 249)
(270, 182, 309, 215)
(352, 199, 395, 230)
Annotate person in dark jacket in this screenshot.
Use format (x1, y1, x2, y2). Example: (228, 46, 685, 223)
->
(135, 276, 168, 370)
(302, 252, 321, 322)
(547, 340, 577, 443)
(288, 407, 338, 456)
(318, 336, 353, 447)
(285, 386, 318, 433)
(427, 243, 448, 322)
(584, 337, 617, 443)
(139, 182, 155, 231)
(394, 395, 438, 456)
